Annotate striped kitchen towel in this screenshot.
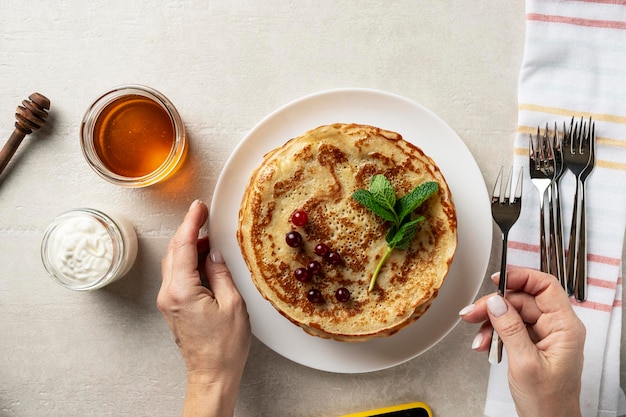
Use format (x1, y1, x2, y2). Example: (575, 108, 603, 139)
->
(485, 1, 626, 417)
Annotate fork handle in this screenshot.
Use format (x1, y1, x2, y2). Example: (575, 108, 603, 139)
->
(548, 185, 557, 276)
(574, 184, 588, 301)
(551, 181, 567, 289)
(489, 231, 509, 364)
(488, 328, 504, 365)
(567, 180, 581, 296)
(539, 195, 549, 273)
(497, 232, 509, 297)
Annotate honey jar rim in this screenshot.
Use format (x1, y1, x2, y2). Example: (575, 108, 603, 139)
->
(80, 85, 186, 188)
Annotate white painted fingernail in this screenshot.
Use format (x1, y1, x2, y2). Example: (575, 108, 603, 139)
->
(471, 333, 483, 350)
(487, 295, 508, 318)
(490, 272, 500, 281)
(458, 304, 475, 316)
(209, 249, 225, 264)
(189, 199, 201, 211)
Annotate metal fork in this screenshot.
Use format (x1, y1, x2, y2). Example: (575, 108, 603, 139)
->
(529, 128, 555, 273)
(564, 117, 595, 301)
(488, 167, 523, 364)
(549, 123, 567, 290)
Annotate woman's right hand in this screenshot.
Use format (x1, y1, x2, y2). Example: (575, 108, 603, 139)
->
(460, 267, 586, 417)
(158, 200, 251, 417)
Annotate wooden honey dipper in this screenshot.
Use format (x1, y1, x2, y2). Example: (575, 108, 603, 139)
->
(0, 92, 51, 176)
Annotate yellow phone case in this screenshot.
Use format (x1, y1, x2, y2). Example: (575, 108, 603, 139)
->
(339, 401, 433, 417)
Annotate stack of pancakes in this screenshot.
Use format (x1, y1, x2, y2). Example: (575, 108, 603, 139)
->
(237, 123, 457, 342)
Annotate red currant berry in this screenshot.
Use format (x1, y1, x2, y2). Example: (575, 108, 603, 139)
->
(325, 251, 341, 265)
(314, 243, 330, 257)
(306, 289, 323, 303)
(291, 210, 308, 227)
(335, 287, 351, 302)
(285, 231, 303, 248)
(307, 260, 322, 275)
(294, 267, 310, 282)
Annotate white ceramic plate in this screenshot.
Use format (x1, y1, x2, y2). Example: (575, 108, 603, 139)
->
(209, 88, 491, 374)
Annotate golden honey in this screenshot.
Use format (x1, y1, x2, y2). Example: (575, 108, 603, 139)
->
(81, 85, 186, 187)
(93, 95, 174, 178)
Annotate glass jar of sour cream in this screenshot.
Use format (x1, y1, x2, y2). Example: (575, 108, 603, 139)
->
(41, 208, 138, 290)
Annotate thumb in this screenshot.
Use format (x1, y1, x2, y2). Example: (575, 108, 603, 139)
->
(487, 294, 537, 359)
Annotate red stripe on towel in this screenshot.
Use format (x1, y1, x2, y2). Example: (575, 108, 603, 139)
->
(508, 240, 622, 267)
(508, 240, 539, 252)
(527, 13, 626, 30)
(572, 0, 626, 5)
(588, 253, 623, 266)
(572, 299, 613, 312)
(587, 277, 618, 289)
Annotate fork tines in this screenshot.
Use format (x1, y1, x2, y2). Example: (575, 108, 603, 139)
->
(492, 166, 522, 206)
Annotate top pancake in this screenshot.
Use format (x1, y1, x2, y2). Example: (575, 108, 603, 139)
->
(237, 123, 457, 341)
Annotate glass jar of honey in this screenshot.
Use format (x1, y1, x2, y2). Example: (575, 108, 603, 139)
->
(81, 85, 186, 187)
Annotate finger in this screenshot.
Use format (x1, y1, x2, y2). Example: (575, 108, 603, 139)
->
(492, 267, 573, 315)
(459, 302, 485, 324)
(504, 269, 585, 344)
(466, 267, 573, 322)
(174, 200, 209, 251)
(458, 304, 494, 352)
(204, 249, 244, 304)
(486, 294, 537, 359)
(163, 200, 209, 288)
(197, 235, 210, 256)
(197, 236, 210, 287)
(469, 321, 494, 352)
(461, 290, 543, 325)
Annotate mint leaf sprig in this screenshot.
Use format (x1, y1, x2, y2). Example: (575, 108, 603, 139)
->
(352, 174, 438, 292)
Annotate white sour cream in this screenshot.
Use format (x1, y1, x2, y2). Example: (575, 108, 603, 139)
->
(41, 209, 138, 290)
(50, 216, 114, 283)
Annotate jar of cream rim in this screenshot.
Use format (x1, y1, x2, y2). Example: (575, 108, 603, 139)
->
(41, 208, 138, 290)
(80, 85, 186, 188)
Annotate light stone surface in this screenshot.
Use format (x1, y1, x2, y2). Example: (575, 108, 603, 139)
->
(0, 1, 623, 416)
